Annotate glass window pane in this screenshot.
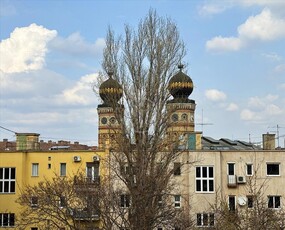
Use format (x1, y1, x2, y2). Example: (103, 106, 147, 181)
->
(196, 167, 201, 177)
(203, 214, 209, 226)
(0, 181, 2, 192)
(209, 167, 213, 177)
(4, 181, 9, 192)
(275, 196, 280, 208)
(4, 168, 9, 179)
(11, 168, 15, 179)
(210, 214, 214, 226)
(0, 168, 3, 179)
(202, 167, 207, 178)
(10, 214, 15, 226)
(268, 196, 273, 208)
(267, 164, 279, 175)
(196, 180, 201, 191)
(3, 213, 8, 226)
(209, 180, 214, 191)
(202, 180, 207, 191)
(197, 214, 202, 226)
(247, 164, 252, 175)
(228, 163, 235, 175)
(60, 163, 66, 176)
(10, 181, 15, 193)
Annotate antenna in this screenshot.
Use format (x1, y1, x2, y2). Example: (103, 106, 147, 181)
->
(268, 124, 285, 148)
(195, 109, 213, 134)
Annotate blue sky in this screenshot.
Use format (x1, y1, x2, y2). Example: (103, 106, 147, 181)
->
(1, 0, 285, 147)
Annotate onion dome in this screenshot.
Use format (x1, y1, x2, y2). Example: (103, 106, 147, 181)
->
(168, 64, 193, 101)
(99, 71, 123, 106)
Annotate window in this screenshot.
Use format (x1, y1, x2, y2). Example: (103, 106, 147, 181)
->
(60, 163, 66, 176)
(228, 196, 236, 211)
(158, 195, 163, 206)
(31, 196, 38, 207)
(48, 163, 51, 169)
(247, 196, 254, 208)
(0, 213, 15, 227)
(31, 228, 38, 230)
(196, 166, 214, 192)
(120, 194, 130, 208)
(228, 163, 235, 175)
(32, 163, 39, 176)
(197, 213, 215, 227)
(173, 162, 181, 176)
(0, 168, 16, 193)
(174, 195, 181, 208)
(246, 164, 253, 176)
(267, 163, 280, 176)
(59, 196, 66, 208)
(157, 228, 163, 230)
(86, 162, 99, 181)
(268, 196, 281, 209)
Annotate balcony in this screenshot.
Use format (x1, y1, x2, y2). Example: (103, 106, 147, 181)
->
(69, 208, 100, 221)
(227, 175, 237, 187)
(74, 176, 100, 192)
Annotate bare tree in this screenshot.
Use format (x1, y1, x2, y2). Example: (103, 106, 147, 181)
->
(211, 165, 285, 230)
(16, 173, 101, 230)
(98, 9, 194, 230)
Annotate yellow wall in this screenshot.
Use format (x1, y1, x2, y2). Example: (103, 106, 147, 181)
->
(0, 149, 107, 229)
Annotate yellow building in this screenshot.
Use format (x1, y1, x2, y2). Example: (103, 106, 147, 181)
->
(0, 134, 108, 229)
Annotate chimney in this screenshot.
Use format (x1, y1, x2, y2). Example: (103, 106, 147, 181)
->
(3, 139, 8, 142)
(16, 133, 40, 151)
(262, 133, 275, 150)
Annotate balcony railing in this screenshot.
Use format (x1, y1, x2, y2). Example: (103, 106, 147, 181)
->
(227, 175, 237, 187)
(69, 208, 100, 221)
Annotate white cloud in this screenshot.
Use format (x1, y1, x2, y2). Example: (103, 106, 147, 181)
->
(56, 73, 99, 105)
(206, 8, 285, 52)
(241, 94, 284, 121)
(50, 32, 105, 57)
(240, 109, 260, 121)
(226, 103, 239, 111)
(205, 89, 227, 101)
(198, 4, 229, 16)
(0, 23, 57, 73)
(206, 36, 243, 52)
(238, 8, 285, 41)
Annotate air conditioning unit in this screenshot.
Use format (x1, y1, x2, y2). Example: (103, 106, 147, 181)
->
(73, 156, 81, 162)
(237, 176, 246, 183)
(93, 156, 100, 162)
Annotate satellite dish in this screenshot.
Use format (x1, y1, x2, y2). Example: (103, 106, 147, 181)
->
(238, 196, 247, 206)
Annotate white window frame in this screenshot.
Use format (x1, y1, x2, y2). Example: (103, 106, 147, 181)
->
(32, 163, 39, 177)
(268, 196, 281, 209)
(174, 195, 181, 208)
(0, 167, 16, 193)
(0, 213, 15, 227)
(60, 163, 66, 176)
(196, 213, 215, 227)
(246, 163, 253, 176)
(228, 195, 236, 211)
(247, 195, 254, 208)
(227, 163, 235, 175)
(195, 166, 214, 193)
(266, 163, 280, 176)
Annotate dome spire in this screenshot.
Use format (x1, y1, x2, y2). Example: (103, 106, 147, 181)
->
(168, 64, 194, 103)
(99, 71, 123, 106)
